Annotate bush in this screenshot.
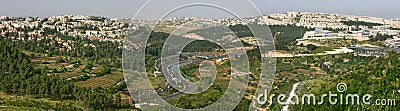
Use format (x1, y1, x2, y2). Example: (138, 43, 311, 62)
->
(57, 58, 66, 63)
(306, 44, 317, 51)
(96, 67, 111, 77)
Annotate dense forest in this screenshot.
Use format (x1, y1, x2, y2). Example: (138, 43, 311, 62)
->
(8, 33, 122, 69)
(185, 24, 311, 50)
(0, 37, 122, 110)
(228, 24, 312, 50)
(340, 21, 383, 28)
(182, 40, 223, 52)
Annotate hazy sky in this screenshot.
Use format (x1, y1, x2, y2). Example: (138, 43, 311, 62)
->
(0, 0, 399, 19)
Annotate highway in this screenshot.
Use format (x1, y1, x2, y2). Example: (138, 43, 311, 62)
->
(161, 58, 203, 94)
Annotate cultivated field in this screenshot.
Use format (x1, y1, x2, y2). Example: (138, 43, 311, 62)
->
(74, 71, 123, 88)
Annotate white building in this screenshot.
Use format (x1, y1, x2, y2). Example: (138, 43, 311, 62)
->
(385, 36, 400, 47)
(300, 27, 368, 41)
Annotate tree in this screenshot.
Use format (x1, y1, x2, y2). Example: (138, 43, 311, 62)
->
(115, 94, 121, 107)
(306, 44, 317, 51)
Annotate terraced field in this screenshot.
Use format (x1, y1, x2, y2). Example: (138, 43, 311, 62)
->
(74, 71, 124, 88)
(58, 65, 86, 78)
(0, 92, 82, 110)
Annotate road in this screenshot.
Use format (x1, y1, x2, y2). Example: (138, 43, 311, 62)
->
(158, 51, 242, 98)
(161, 58, 203, 94)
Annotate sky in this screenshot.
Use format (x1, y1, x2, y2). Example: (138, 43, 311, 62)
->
(0, 0, 399, 19)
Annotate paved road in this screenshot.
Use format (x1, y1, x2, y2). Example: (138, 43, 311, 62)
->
(161, 58, 203, 94)
(158, 52, 236, 98)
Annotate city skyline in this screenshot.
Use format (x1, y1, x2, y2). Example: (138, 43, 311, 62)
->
(0, 0, 399, 19)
